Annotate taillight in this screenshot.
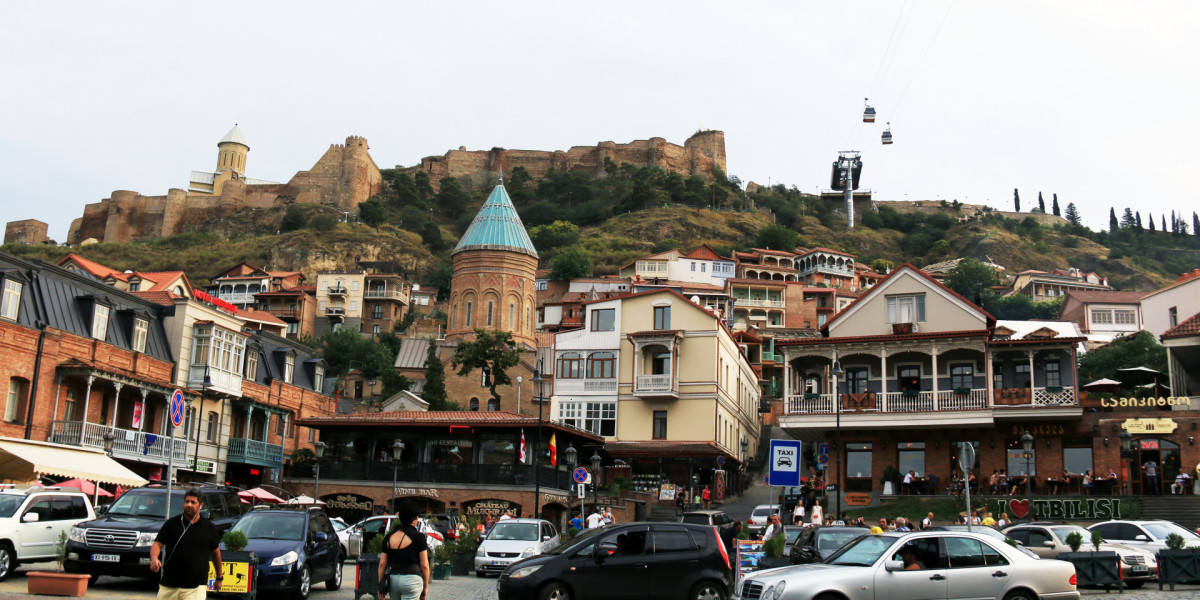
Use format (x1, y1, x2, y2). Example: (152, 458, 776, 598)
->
(355, 563, 360, 587)
(714, 526, 731, 570)
(1069, 573, 1077, 586)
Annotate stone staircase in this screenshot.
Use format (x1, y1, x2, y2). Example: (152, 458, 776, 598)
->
(1138, 496, 1200, 528)
(649, 506, 679, 522)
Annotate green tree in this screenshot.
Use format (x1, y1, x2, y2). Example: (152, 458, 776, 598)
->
(421, 221, 447, 252)
(450, 329, 521, 410)
(870, 259, 894, 274)
(508, 166, 534, 205)
(311, 214, 337, 231)
(1065, 203, 1082, 227)
(1013, 188, 1020, 212)
(1078, 331, 1168, 387)
(358, 198, 388, 226)
(1037, 192, 1045, 213)
(1121, 208, 1136, 230)
(944, 259, 999, 302)
(437, 177, 468, 216)
(1149, 213, 1156, 233)
(422, 338, 451, 410)
(1193, 212, 1199, 236)
(550, 246, 593, 280)
(413, 171, 434, 202)
(1052, 194, 1061, 216)
(281, 206, 307, 232)
(1109, 208, 1120, 233)
(528, 221, 580, 250)
(383, 171, 421, 208)
(755, 224, 798, 251)
(1135, 211, 1143, 230)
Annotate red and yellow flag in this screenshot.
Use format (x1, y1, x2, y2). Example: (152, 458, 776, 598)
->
(549, 433, 558, 467)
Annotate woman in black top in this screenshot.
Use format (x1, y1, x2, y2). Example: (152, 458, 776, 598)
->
(378, 503, 430, 600)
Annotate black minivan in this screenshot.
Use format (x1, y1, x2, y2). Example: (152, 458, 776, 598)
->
(497, 522, 733, 600)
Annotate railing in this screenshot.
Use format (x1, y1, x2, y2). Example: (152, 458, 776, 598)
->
(188, 365, 241, 396)
(785, 394, 835, 414)
(937, 389, 989, 411)
(214, 292, 257, 305)
(883, 392, 935, 412)
(556, 379, 618, 394)
(324, 307, 346, 317)
(736, 298, 785, 308)
(1033, 387, 1077, 406)
(266, 308, 299, 320)
(51, 421, 188, 463)
(798, 265, 855, 277)
(364, 289, 408, 302)
(327, 286, 348, 296)
(634, 375, 674, 394)
(227, 438, 284, 465)
(289, 461, 575, 490)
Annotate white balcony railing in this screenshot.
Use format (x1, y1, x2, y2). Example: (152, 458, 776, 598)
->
(188, 364, 242, 396)
(736, 298, 785, 308)
(1033, 387, 1076, 406)
(785, 394, 835, 414)
(214, 292, 257, 305)
(51, 421, 188, 463)
(883, 391, 935, 412)
(364, 289, 409, 302)
(555, 379, 618, 395)
(634, 374, 674, 393)
(937, 389, 989, 411)
(228, 438, 285, 465)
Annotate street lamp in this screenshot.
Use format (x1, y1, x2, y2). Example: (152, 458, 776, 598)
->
(194, 367, 212, 474)
(591, 450, 602, 517)
(391, 439, 405, 512)
(99, 430, 116, 506)
(313, 441, 326, 502)
(531, 367, 544, 519)
(1120, 430, 1133, 495)
(565, 443, 579, 522)
(1021, 430, 1035, 502)
(831, 356, 844, 522)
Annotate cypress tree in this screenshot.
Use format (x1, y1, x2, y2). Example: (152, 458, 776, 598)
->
(1149, 214, 1156, 233)
(1013, 189, 1020, 212)
(422, 338, 448, 410)
(1161, 214, 1167, 232)
(1052, 194, 1061, 217)
(1038, 192, 1045, 213)
(1171, 210, 1177, 234)
(1109, 208, 1119, 233)
(1193, 212, 1199, 236)
(1136, 212, 1143, 231)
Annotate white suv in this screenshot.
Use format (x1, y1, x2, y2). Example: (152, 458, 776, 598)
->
(0, 486, 96, 580)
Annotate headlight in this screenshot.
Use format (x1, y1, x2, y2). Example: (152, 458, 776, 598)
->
(773, 581, 787, 599)
(135, 532, 156, 547)
(509, 565, 542, 579)
(764, 585, 775, 599)
(68, 527, 86, 543)
(270, 551, 299, 567)
(520, 547, 535, 558)
(476, 547, 486, 557)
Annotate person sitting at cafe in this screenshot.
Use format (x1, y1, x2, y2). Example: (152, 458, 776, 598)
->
(1172, 471, 1192, 495)
(903, 470, 916, 495)
(1009, 472, 1028, 495)
(925, 471, 938, 495)
(1082, 470, 1095, 495)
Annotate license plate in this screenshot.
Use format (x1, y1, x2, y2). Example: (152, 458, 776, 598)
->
(92, 554, 120, 562)
(1132, 565, 1148, 573)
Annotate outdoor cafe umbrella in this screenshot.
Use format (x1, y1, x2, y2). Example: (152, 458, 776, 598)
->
(1082, 378, 1122, 391)
(56, 478, 114, 498)
(286, 494, 325, 505)
(238, 487, 285, 504)
(1117, 367, 1165, 395)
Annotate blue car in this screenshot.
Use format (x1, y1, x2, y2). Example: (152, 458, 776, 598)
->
(222, 506, 343, 600)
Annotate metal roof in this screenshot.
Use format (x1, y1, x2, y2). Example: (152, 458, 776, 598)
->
(219, 125, 249, 148)
(452, 184, 538, 258)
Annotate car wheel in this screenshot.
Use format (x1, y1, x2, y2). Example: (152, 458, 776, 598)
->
(690, 580, 727, 600)
(0, 543, 12, 580)
(293, 564, 311, 600)
(1003, 590, 1037, 600)
(326, 555, 343, 590)
(539, 582, 571, 600)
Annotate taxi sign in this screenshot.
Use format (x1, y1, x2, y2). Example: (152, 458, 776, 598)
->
(208, 560, 253, 594)
(170, 389, 186, 428)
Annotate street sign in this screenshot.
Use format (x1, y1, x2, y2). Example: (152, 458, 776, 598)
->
(716, 455, 726, 467)
(170, 389, 185, 428)
(818, 443, 830, 456)
(958, 442, 975, 474)
(825, 484, 838, 493)
(572, 467, 589, 484)
(768, 439, 801, 487)
(817, 454, 829, 465)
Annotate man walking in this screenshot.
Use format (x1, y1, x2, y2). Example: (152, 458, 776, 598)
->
(150, 489, 222, 600)
(921, 512, 933, 530)
(1143, 459, 1160, 495)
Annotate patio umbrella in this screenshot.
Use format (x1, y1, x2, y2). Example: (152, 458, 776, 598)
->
(1083, 378, 1121, 389)
(1117, 367, 1165, 394)
(55, 478, 114, 498)
(286, 494, 325, 505)
(238, 487, 285, 504)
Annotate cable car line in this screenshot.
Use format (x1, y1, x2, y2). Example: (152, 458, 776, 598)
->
(885, 0, 955, 123)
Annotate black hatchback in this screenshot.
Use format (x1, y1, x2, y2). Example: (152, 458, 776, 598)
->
(497, 522, 733, 600)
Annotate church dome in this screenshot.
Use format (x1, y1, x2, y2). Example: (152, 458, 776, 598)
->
(219, 125, 249, 149)
(453, 184, 538, 258)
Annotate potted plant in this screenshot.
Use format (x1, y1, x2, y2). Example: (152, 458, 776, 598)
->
(607, 476, 634, 496)
(451, 514, 484, 576)
(27, 532, 90, 597)
(431, 540, 455, 580)
(756, 535, 790, 570)
(216, 529, 259, 595)
(881, 465, 901, 495)
(354, 530, 387, 598)
(1157, 533, 1200, 590)
(1058, 530, 1121, 590)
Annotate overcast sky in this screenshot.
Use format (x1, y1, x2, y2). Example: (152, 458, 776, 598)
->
(3, 2, 1198, 241)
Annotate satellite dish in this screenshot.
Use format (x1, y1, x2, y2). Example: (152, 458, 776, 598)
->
(691, 295, 702, 304)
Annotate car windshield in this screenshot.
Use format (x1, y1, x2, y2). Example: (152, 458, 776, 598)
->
(547, 527, 605, 555)
(681, 514, 711, 525)
(825, 534, 895, 566)
(1050, 526, 1092, 541)
(817, 531, 865, 550)
(1144, 522, 1200, 540)
(752, 507, 774, 517)
(785, 528, 802, 545)
(488, 522, 539, 542)
(105, 491, 184, 518)
(331, 520, 349, 532)
(231, 513, 306, 540)
(0, 495, 25, 518)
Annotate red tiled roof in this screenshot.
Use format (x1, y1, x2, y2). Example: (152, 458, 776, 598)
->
(604, 441, 738, 461)
(1063, 290, 1146, 304)
(294, 411, 603, 441)
(749, 248, 798, 256)
(137, 271, 187, 291)
(58, 254, 124, 280)
(238, 309, 287, 326)
(1162, 312, 1200, 340)
(797, 247, 854, 258)
(821, 263, 995, 335)
(683, 244, 731, 261)
(131, 291, 180, 306)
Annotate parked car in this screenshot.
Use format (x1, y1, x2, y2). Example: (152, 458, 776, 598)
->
(747, 505, 779, 536)
(0, 485, 96, 580)
(925, 525, 1023, 548)
(681, 510, 733, 528)
(344, 514, 443, 557)
(735, 530, 1081, 600)
(496, 522, 734, 600)
(475, 518, 560, 577)
(1088, 520, 1200, 554)
(427, 513, 460, 541)
(65, 484, 244, 581)
(782, 526, 804, 548)
(225, 506, 343, 600)
(1003, 523, 1156, 587)
(787, 526, 865, 564)
(330, 518, 351, 556)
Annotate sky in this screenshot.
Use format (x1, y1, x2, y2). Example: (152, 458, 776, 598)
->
(2, 2, 1198, 241)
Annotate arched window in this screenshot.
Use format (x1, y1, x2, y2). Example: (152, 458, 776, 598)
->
(487, 398, 500, 411)
(469, 397, 479, 411)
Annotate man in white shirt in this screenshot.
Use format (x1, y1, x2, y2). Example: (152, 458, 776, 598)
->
(903, 470, 915, 495)
(921, 512, 933, 530)
(761, 516, 782, 541)
(586, 509, 605, 529)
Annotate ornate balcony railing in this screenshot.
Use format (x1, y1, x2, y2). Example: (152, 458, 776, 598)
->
(227, 438, 284, 465)
(51, 421, 187, 463)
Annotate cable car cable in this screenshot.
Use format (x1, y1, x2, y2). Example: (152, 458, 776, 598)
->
(866, 0, 915, 102)
(886, 0, 955, 122)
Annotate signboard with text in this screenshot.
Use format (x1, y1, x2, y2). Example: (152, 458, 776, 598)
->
(769, 439, 801, 487)
(208, 560, 253, 595)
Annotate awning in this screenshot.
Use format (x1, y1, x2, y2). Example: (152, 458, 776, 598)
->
(0, 438, 148, 488)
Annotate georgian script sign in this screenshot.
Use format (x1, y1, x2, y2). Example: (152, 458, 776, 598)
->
(1102, 397, 1191, 408)
(993, 497, 1128, 521)
(325, 494, 373, 511)
(1122, 418, 1179, 434)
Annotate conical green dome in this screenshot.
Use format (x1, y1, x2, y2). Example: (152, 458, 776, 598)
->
(452, 184, 538, 258)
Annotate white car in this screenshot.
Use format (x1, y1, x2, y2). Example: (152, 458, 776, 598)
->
(474, 518, 560, 577)
(0, 485, 96, 580)
(736, 530, 1080, 600)
(748, 504, 780, 535)
(1088, 519, 1200, 553)
(345, 515, 443, 557)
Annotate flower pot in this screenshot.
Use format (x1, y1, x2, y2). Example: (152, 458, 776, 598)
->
(1058, 551, 1121, 590)
(432, 564, 451, 580)
(1157, 548, 1200, 590)
(451, 552, 474, 576)
(355, 553, 382, 597)
(27, 572, 89, 597)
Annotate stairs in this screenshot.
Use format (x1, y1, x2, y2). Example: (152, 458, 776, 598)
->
(649, 506, 678, 522)
(1138, 496, 1200, 527)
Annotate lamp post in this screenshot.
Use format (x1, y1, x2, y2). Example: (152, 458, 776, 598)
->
(193, 367, 211, 475)
(100, 431, 116, 506)
(391, 439, 405, 513)
(313, 441, 326, 502)
(591, 450, 602, 517)
(516, 375, 523, 414)
(831, 356, 844, 522)
(1021, 430, 1035, 503)
(565, 443, 579, 523)
(531, 367, 543, 519)
(1120, 430, 1133, 496)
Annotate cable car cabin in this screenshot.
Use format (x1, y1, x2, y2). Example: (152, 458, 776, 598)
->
(863, 98, 876, 123)
(882, 124, 893, 145)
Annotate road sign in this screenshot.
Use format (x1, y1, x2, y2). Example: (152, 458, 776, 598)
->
(769, 439, 801, 487)
(817, 453, 829, 465)
(572, 467, 589, 484)
(958, 442, 976, 474)
(170, 389, 185, 428)
(818, 443, 830, 456)
(716, 455, 726, 467)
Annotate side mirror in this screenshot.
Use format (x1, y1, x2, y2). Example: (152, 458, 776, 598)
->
(1043, 541, 1056, 548)
(200, 510, 212, 520)
(21, 512, 40, 523)
(313, 532, 328, 543)
(884, 559, 903, 572)
(595, 548, 615, 562)
(97, 505, 110, 516)
(1135, 535, 1150, 542)
(543, 535, 552, 542)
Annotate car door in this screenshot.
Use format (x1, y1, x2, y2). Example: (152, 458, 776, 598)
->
(18, 497, 59, 559)
(874, 536, 948, 600)
(306, 514, 332, 580)
(579, 526, 650, 600)
(790, 527, 817, 563)
(645, 526, 702, 600)
(943, 536, 1009, 600)
(541, 522, 560, 552)
(352, 516, 390, 556)
(1023, 528, 1056, 558)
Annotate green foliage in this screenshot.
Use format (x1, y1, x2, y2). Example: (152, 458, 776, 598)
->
(422, 338, 451, 411)
(366, 531, 385, 555)
(871, 259, 894, 273)
(1065, 531, 1083, 552)
(358, 198, 388, 227)
(311, 214, 338, 231)
(736, 527, 750, 540)
(529, 221, 580, 250)
(431, 540, 456, 566)
(291, 447, 315, 467)
(223, 530, 249, 552)
(982, 294, 1062, 321)
(550, 246, 593, 280)
(451, 329, 521, 409)
(1079, 331, 1168, 390)
(1091, 529, 1103, 551)
(607, 476, 634, 494)
(764, 534, 786, 558)
(413, 171, 434, 203)
(453, 514, 484, 561)
(437, 177, 468, 217)
(755, 224, 798, 251)
(56, 531, 68, 570)
(1167, 533, 1187, 551)
(281, 206, 307, 232)
(944, 259, 999, 301)
(420, 222, 446, 252)
(882, 465, 901, 486)
(315, 328, 409, 398)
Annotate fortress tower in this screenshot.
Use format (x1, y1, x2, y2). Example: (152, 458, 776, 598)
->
(190, 125, 253, 196)
(446, 183, 539, 349)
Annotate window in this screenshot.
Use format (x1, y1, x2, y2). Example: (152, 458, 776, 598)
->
(557, 353, 583, 379)
(314, 366, 324, 392)
(1062, 441, 1092, 475)
(992, 365, 1004, 390)
(92, 304, 110, 340)
(846, 442, 873, 491)
(897, 365, 920, 392)
(487, 398, 499, 411)
(690, 263, 695, 272)
(1006, 443, 1036, 477)
(372, 306, 383, 319)
(804, 375, 820, 395)
(653, 305, 671, 330)
(1014, 363, 1031, 388)
(950, 364, 974, 390)
(469, 398, 479, 411)
(487, 301, 494, 326)
(817, 314, 826, 327)
(5, 378, 24, 423)
(284, 355, 295, 384)
(184, 406, 195, 437)
(372, 324, 381, 334)
(587, 352, 616, 379)
(944, 537, 987, 568)
(192, 327, 211, 365)
(1045, 361, 1061, 387)
(132, 318, 148, 353)
(206, 411, 219, 442)
(897, 442, 926, 476)
(246, 352, 259, 379)
(274, 414, 285, 435)
(64, 387, 78, 421)
(509, 303, 515, 328)
(700, 263, 706, 273)
(559, 401, 617, 437)
(350, 301, 358, 311)
(847, 367, 869, 394)
(1091, 309, 1113, 325)
(886, 294, 926, 323)
(1114, 310, 1136, 325)
(653, 410, 667, 439)
(350, 280, 360, 291)
(1, 279, 22, 320)
(652, 528, 693, 553)
(1169, 307, 1178, 328)
(591, 308, 615, 332)
(466, 302, 473, 326)
(308, 427, 315, 443)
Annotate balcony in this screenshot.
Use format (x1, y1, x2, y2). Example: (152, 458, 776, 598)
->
(289, 461, 576, 490)
(50, 421, 188, 464)
(188, 364, 242, 397)
(327, 286, 348, 298)
(227, 438, 284, 467)
(265, 307, 300, 320)
(324, 306, 346, 320)
(364, 288, 409, 303)
(736, 298, 785, 308)
(555, 378, 619, 395)
(633, 374, 677, 399)
(214, 292, 258, 305)
(783, 388, 1060, 415)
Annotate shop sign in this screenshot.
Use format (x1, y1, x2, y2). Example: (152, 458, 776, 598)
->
(844, 493, 872, 506)
(208, 560, 253, 594)
(658, 483, 677, 501)
(993, 497, 1127, 521)
(396, 487, 440, 498)
(542, 493, 568, 503)
(1101, 397, 1191, 408)
(1007, 424, 1066, 436)
(1122, 418, 1178, 434)
(326, 494, 373, 511)
(192, 459, 216, 475)
(466, 500, 517, 516)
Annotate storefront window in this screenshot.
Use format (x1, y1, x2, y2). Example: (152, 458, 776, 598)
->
(897, 442, 925, 476)
(428, 439, 474, 465)
(846, 442, 873, 492)
(1006, 439, 1036, 476)
(480, 436, 517, 466)
(1062, 440, 1092, 475)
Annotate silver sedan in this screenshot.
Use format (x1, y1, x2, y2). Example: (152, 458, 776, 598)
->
(734, 531, 1080, 600)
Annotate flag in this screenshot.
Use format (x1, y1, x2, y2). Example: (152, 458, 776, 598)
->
(519, 429, 527, 463)
(549, 433, 558, 467)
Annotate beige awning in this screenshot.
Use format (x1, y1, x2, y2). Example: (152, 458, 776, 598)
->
(0, 438, 148, 488)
